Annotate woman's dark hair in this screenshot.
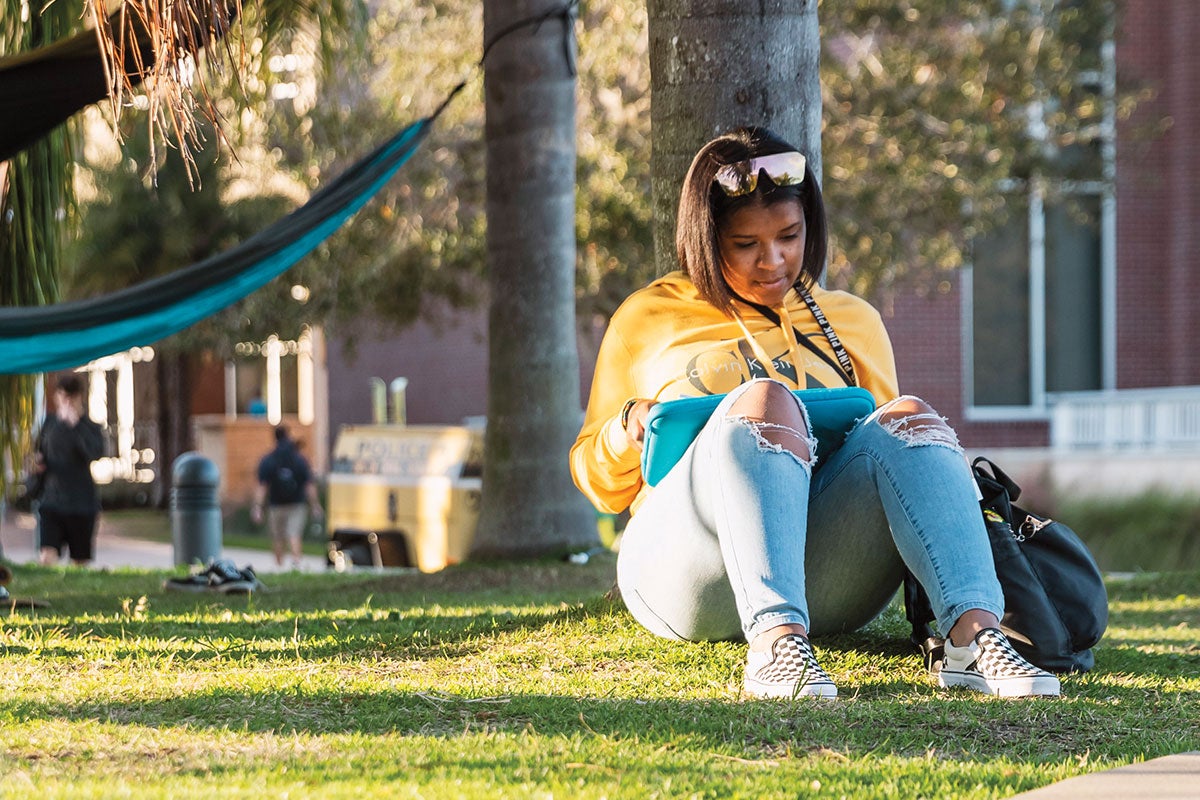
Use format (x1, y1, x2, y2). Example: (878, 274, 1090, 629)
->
(675, 126, 828, 314)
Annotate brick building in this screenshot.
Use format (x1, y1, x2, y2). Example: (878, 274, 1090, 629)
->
(886, 1, 1200, 455)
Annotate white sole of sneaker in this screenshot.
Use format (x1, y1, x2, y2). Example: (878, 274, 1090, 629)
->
(215, 581, 257, 594)
(937, 670, 1060, 698)
(743, 678, 838, 700)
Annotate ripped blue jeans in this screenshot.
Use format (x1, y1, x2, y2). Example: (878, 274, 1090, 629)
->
(617, 378, 1003, 642)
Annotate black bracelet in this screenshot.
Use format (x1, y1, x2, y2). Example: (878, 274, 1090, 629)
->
(620, 398, 638, 430)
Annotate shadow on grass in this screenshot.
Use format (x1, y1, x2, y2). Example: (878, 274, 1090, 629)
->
(2, 555, 620, 611)
(0, 595, 628, 660)
(4, 592, 919, 669)
(10, 679, 1196, 765)
(1107, 571, 1200, 598)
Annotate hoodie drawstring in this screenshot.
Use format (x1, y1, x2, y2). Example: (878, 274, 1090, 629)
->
(731, 303, 803, 384)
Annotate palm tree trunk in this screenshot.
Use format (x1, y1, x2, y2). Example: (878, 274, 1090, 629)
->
(646, 0, 822, 274)
(471, 0, 599, 559)
(1, 0, 75, 493)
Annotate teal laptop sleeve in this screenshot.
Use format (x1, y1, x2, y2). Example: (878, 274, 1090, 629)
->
(639, 386, 877, 487)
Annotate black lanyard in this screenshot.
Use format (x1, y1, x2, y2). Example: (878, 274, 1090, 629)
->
(737, 287, 858, 388)
(796, 286, 857, 387)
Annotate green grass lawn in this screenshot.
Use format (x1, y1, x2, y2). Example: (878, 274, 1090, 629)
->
(1, 555, 1197, 798)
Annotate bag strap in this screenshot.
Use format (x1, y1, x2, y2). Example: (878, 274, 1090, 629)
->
(972, 456, 1022, 503)
(735, 290, 857, 388)
(902, 570, 945, 669)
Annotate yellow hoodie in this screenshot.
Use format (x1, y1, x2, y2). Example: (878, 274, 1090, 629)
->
(570, 271, 899, 514)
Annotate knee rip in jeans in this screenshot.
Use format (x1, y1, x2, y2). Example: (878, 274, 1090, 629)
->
(730, 416, 818, 474)
(875, 395, 963, 452)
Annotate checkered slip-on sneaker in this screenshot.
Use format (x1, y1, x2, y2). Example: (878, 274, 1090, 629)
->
(743, 633, 838, 699)
(938, 627, 1061, 698)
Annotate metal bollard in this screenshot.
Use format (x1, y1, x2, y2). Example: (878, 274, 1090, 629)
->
(389, 377, 408, 426)
(171, 452, 222, 566)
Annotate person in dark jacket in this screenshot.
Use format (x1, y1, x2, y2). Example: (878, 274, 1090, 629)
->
(33, 374, 106, 566)
(251, 426, 323, 569)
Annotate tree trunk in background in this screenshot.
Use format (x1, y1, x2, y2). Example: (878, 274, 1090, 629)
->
(155, 352, 192, 509)
(646, 0, 822, 274)
(471, 0, 600, 558)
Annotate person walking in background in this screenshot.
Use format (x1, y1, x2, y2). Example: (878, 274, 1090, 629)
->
(251, 426, 322, 569)
(34, 374, 106, 566)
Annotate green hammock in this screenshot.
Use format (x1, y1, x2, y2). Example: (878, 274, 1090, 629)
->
(0, 117, 432, 375)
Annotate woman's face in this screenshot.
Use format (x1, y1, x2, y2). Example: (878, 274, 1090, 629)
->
(717, 199, 806, 307)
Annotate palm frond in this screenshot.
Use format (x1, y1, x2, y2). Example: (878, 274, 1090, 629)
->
(84, 0, 367, 179)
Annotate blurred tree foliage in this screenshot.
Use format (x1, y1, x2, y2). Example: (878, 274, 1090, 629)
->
(573, 1, 653, 322)
(250, 0, 655, 343)
(820, 0, 1138, 300)
(259, 2, 491, 348)
(269, 0, 1133, 329)
(67, 0, 1139, 348)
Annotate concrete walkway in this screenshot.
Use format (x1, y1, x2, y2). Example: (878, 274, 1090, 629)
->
(0, 508, 326, 574)
(1010, 752, 1200, 799)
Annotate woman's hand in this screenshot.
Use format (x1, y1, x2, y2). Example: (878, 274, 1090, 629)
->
(623, 399, 657, 451)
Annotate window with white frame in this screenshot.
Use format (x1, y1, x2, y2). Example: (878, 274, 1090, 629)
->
(966, 26, 1115, 418)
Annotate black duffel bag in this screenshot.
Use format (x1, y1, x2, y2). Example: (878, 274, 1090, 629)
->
(905, 457, 1109, 673)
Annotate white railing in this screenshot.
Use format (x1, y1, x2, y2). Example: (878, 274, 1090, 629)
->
(1050, 386, 1200, 451)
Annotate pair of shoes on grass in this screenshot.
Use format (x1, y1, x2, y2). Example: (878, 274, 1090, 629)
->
(163, 559, 262, 594)
(743, 627, 1059, 700)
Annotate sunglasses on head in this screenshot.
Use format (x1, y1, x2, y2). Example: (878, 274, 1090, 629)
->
(713, 151, 808, 197)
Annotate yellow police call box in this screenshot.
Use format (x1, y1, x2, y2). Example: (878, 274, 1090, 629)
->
(325, 424, 483, 572)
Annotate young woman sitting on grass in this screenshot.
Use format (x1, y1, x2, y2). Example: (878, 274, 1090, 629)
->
(570, 126, 1060, 700)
